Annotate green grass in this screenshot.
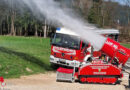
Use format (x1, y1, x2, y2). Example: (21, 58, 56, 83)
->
(121, 43, 130, 48)
(0, 36, 129, 79)
(0, 36, 52, 78)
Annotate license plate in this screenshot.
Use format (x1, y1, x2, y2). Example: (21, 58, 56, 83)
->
(59, 59, 66, 63)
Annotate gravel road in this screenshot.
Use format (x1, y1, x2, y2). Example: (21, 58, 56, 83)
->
(1, 72, 128, 90)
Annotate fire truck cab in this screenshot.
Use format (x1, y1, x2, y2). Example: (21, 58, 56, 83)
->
(50, 27, 119, 67)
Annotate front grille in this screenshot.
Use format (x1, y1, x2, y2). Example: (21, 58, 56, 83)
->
(56, 72, 73, 81)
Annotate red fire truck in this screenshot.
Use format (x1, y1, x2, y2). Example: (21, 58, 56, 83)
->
(50, 27, 119, 68)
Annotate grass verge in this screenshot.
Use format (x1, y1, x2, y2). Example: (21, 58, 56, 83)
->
(0, 36, 52, 78)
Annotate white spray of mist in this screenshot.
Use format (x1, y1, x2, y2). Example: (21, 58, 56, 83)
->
(17, 0, 107, 50)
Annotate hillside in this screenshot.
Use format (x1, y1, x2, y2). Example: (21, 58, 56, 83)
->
(0, 36, 51, 78)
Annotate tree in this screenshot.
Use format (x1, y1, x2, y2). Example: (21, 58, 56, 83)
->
(88, 0, 103, 27)
(43, 19, 47, 38)
(125, 0, 130, 24)
(10, 0, 16, 36)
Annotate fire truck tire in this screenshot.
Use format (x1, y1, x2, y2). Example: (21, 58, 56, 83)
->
(50, 63, 59, 69)
(56, 79, 64, 82)
(56, 79, 60, 82)
(79, 76, 86, 84)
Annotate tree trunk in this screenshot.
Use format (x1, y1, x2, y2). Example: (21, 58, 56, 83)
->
(11, 11, 15, 36)
(24, 24, 28, 36)
(19, 27, 22, 36)
(128, 14, 129, 24)
(15, 27, 16, 35)
(3, 21, 5, 35)
(40, 32, 41, 37)
(8, 21, 10, 34)
(6, 15, 10, 34)
(43, 19, 47, 38)
(0, 21, 2, 35)
(47, 25, 50, 37)
(35, 24, 38, 37)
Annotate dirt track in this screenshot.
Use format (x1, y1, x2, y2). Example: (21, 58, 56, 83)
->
(2, 72, 128, 90)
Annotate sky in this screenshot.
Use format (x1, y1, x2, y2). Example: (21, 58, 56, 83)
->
(114, 0, 126, 5)
(105, 0, 127, 5)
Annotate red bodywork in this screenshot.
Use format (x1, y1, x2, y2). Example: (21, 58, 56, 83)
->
(101, 38, 130, 65)
(78, 60, 122, 84)
(50, 33, 119, 67)
(57, 67, 73, 74)
(51, 45, 84, 62)
(51, 42, 101, 64)
(82, 77, 117, 84)
(57, 59, 122, 84)
(56, 38, 130, 84)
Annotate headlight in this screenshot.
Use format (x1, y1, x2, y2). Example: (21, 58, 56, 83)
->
(50, 58, 54, 61)
(50, 56, 54, 61)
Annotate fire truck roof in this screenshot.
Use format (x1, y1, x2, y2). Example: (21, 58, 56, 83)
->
(56, 27, 119, 36)
(95, 29, 119, 34)
(56, 28, 78, 36)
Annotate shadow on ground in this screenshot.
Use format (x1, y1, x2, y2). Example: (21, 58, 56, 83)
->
(125, 79, 130, 90)
(0, 47, 52, 71)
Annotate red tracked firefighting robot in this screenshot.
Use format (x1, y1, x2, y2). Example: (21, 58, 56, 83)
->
(56, 38, 130, 84)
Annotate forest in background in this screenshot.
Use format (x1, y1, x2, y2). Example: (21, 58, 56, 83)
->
(0, 0, 130, 42)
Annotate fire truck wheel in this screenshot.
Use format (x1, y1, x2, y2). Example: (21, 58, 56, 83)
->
(79, 76, 86, 84)
(50, 63, 59, 69)
(111, 78, 118, 85)
(56, 79, 60, 82)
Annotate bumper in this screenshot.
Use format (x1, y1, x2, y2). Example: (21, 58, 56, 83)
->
(50, 55, 80, 67)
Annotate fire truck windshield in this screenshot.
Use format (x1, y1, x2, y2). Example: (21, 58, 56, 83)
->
(52, 33, 80, 50)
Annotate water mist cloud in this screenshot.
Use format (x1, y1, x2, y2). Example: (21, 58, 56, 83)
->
(9, 0, 107, 50)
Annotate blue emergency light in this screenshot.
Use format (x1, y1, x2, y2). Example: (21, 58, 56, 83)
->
(56, 28, 61, 31)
